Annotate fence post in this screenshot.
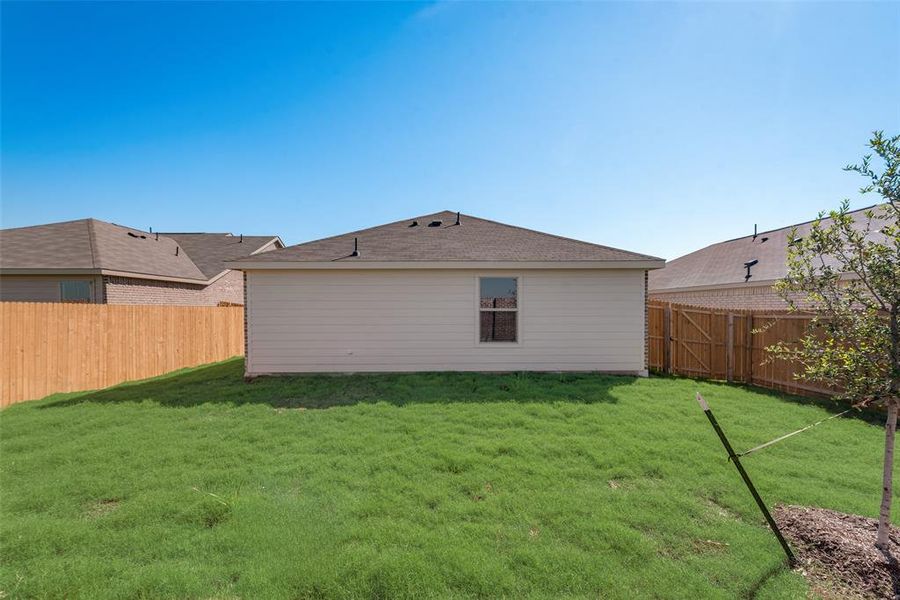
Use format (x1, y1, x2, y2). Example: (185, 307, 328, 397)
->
(746, 312, 754, 385)
(663, 303, 672, 374)
(726, 313, 734, 382)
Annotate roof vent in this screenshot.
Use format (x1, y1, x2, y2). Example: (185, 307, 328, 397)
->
(409, 220, 418, 227)
(744, 259, 758, 282)
(350, 237, 360, 257)
(428, 220, 442, 228)
(455, 212, 460, 225)
(127, 231, 147, 239)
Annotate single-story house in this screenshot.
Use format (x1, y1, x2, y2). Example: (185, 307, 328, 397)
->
(648, 205, 887, 310)
(228, 211, 664, 376)
(0, 218, 282, 305)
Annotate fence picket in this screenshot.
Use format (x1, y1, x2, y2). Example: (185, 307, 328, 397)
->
(0, 302, 243, 407)
(648, 301, 830, 399)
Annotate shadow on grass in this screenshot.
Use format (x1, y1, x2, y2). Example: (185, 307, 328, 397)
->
(38, 358, 639, 410)
(652, 372, 888, 427)
(745, 560, 791, 600)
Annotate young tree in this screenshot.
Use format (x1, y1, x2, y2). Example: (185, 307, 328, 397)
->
(768, 131, 899, 549)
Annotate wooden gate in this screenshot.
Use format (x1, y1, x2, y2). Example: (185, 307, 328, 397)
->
(671, 306, 717, 379)
(648, 301, 830, 398)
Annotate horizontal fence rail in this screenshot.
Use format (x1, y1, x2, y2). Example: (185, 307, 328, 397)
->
(1, 302, 244, 407)
(648, 300, 833, 398)
(3, 299, 827, 406)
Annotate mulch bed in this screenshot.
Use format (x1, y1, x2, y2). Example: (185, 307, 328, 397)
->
(774, 505, 900, 599)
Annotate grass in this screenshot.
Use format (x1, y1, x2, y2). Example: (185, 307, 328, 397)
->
(0, 358, 893, 599)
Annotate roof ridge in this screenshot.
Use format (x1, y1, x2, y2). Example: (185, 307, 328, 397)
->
(266, 210, 659, 261)
(158, 232, 234, 236)
(272, 210, 454, 251)
(93, 219, 208, 280)
(232, 211, 663, 264)
(711, 203, 884, 246)
(455, 212, 663, 261)
(1, 217, 92, 232)
(85, 219, 99, 269)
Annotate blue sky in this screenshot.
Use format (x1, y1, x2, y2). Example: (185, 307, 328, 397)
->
(2, 1, 898, 259)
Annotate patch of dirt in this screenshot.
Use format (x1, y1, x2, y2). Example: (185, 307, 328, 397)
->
(774, 505, 900, 599)
(84, 498, 120, 519)
(607, 477, 664, 492)
(691, 538, 729, 554)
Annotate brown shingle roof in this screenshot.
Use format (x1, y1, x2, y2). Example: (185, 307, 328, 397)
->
(89, 220, 207, 280)
(232, 211, 661, 264)
(649, 205, 889, 291)
(0, 220, 97, 270)
(160, 233, 281, 278)
(0, 219, 281, 282)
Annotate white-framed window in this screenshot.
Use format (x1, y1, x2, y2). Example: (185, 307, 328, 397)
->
(478, 276, 518, 343)
(60, 280, 92, 303)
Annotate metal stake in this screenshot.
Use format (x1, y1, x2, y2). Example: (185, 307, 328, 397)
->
(695, 392, 796, 566)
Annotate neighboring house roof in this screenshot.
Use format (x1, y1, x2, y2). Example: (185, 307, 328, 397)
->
(0, 218, 281, 283)
(0, 219, 98, 270)
(229, 211, 663, 269)
(649, 205, 889, 292)
(159, 233, 283, 279)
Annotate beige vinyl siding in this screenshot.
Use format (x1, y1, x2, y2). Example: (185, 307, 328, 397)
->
(0, 275, 102, 303)
(245, 269, 646, 374)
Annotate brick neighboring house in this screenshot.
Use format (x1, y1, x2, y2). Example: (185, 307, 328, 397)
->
(0, 218, 282, 305)
(648, 205, 887, 310)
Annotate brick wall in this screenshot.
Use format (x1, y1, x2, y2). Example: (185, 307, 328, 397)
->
(479, 311, 517, 342)
(649, 284, 801, 310)
(103, 270, 246, 306)
(203, 270, 245, 306)
(478, 296, 517, 341)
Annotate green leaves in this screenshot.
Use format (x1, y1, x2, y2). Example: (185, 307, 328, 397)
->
(768, 132, 900, 407)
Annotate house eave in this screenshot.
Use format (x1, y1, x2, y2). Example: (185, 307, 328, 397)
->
(649, 279, 779, 294)
(226, 259, 666, 271)
(0, 268, 215, 285)
(0, 268, 102, 276)
(649, 272, 859, 295)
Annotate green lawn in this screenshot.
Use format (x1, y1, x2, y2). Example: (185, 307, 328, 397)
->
(0, 359, 892, 599)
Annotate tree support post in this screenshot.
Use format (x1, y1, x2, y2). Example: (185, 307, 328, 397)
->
(695, 393, 796, 566)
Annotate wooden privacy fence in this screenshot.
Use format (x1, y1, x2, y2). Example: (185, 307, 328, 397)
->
(648, 300, 833, 398)
(1, 302, 244, 407)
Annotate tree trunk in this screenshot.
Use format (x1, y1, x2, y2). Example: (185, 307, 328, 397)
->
(877, 402, 898, 549)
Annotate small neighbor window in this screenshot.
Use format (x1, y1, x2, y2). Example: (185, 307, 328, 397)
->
(60, 280, 92, 303)
(479, 277, 518, 343)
